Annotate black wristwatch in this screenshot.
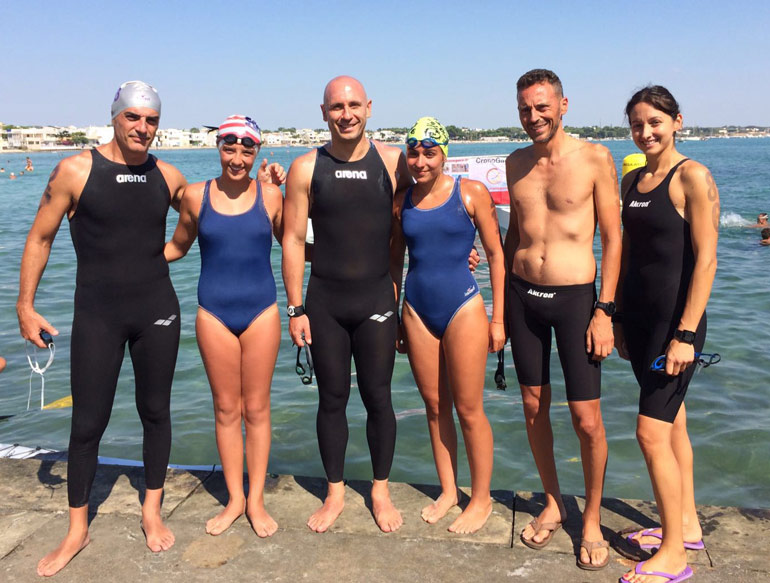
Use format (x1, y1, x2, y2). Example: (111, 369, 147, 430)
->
(287, 305, 305, 318)
(674, 329, 696, 344)
(593, 301, 616, 316)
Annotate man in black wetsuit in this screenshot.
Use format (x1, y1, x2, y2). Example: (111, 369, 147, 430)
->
(17, 81, 187, 577)
(282, 76, 413, 533)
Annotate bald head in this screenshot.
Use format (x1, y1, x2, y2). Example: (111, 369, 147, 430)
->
(323, 75, 367, 106)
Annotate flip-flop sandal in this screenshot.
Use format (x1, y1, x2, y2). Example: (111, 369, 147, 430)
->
(619, 560, 693, 583)
(520, 517, 562, 550)
(577, 539, 609, 570)
(625, 528, 705, 551)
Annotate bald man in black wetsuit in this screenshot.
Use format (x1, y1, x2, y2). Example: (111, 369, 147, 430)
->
(283, 76, 417, 534)
(17, 81, 187, 577)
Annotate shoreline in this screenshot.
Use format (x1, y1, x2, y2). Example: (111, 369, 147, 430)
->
(3, 135, 769, 155)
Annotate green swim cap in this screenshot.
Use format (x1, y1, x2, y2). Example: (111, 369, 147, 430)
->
(406, 117, 449, 157)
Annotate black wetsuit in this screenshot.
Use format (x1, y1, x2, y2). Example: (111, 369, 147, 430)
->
(306, 143, 397, 483)
(67, 149, 179, 507)
(621, 159, 705, 423)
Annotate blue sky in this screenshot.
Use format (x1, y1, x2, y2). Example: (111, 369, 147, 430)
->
(2, 0, 768, 129)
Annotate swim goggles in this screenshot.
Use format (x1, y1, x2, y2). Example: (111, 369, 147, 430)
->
(295, 337, 314, 386)
(25, 331, 56, 410)
(494, 350, 506, 390)
(406, 137, 448, 150)
(220, 134, 260, 148)
(650, 352, 721, 373)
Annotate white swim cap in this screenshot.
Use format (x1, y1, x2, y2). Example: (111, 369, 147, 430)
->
(111, 80, 161, 119)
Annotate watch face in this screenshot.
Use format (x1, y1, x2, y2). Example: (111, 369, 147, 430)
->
(287, 306, 295, 317)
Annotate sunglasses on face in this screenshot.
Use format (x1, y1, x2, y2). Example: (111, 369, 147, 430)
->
(406, 137, 448, 149)
(220, 134, 260, 148)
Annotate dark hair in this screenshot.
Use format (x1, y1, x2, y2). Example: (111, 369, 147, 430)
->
(517, 69, 563, 97)
(625, 85, 680, 121)
(761, 228, 770, 239)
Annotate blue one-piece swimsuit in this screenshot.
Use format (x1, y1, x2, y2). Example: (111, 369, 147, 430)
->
(197, 179, 276, 336)
(401, 177, 479, 336)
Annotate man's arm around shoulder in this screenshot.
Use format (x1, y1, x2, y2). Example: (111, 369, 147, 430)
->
(156, 159, 188, 211)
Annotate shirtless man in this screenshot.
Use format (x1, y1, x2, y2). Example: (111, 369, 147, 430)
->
(504, 69, 621, 570)
(281, 76, 412, 534)
(17, 81, 187, 577)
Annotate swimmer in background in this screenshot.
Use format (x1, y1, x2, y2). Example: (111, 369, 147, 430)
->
(0, 356, 6, 373)
(760, 227, 770, 245)
(26, 157, 34, 172)
(616, 85, 718, 583)
(390, 117, 505, 533)
(746, 212, 768, 228)
(165, 115, 285, 538)
(10, 172, 17, 179)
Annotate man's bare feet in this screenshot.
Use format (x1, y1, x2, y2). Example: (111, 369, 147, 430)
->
(36, 526, 90, 577)
(520, 503, 566, 546)
(371, 480, 402, 533)
(307, 481, 345, 533)
(421, 491, 458, 524)
(246, 502, 278, 538)
(448, 497, 492, 534)
(206, 497, 245, 536)
(141, 511, 175, 552)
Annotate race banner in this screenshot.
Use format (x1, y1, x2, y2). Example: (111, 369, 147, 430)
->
(444, 155, 509, 204)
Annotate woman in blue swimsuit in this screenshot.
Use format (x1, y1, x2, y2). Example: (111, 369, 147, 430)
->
(165, 116, 285, 537)
(390, 117, 505, 533)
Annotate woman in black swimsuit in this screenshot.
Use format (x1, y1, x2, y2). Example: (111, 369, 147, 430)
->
(616, 86, 719, 583)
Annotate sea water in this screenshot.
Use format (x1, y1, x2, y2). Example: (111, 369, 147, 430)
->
(0, 138, 768, 508)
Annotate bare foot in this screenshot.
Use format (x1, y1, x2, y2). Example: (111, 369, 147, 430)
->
(622, 551, 689, 583)
(37, 527, 90, 577)
(206, 498, 245, 536)
(579, 519, 608, 568)
(520, 504, 566, 545)
(246, 504, 278, 538)
(421, 491, 459, 524)
(307, 483, 345, 533)
(141, 512, 175, 552)
(448, 497, 492, 534)
(371, 483, 402, 533)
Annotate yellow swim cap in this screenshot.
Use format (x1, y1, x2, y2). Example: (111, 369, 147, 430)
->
(406, 117, 449, 157)
(622, 153, 647, 178)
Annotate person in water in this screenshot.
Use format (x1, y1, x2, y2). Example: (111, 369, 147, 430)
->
(504, 69, 621, 570)
(165, 115, 285, 538)
(17, 80, 187, 576)
(390, 117, 505, 534)
(616, 85, 718, 583)
(760, 227, 770, 245)
(748, 212, 767, 228)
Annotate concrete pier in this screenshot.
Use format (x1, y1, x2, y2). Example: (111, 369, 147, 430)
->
(0, 457, 767, 581)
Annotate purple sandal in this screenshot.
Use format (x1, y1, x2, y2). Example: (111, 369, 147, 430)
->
(625, 528, 705, 551)
(620, 560, 693, 583)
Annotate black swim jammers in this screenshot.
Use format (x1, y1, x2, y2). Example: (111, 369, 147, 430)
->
(508, 273, 600, 401)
